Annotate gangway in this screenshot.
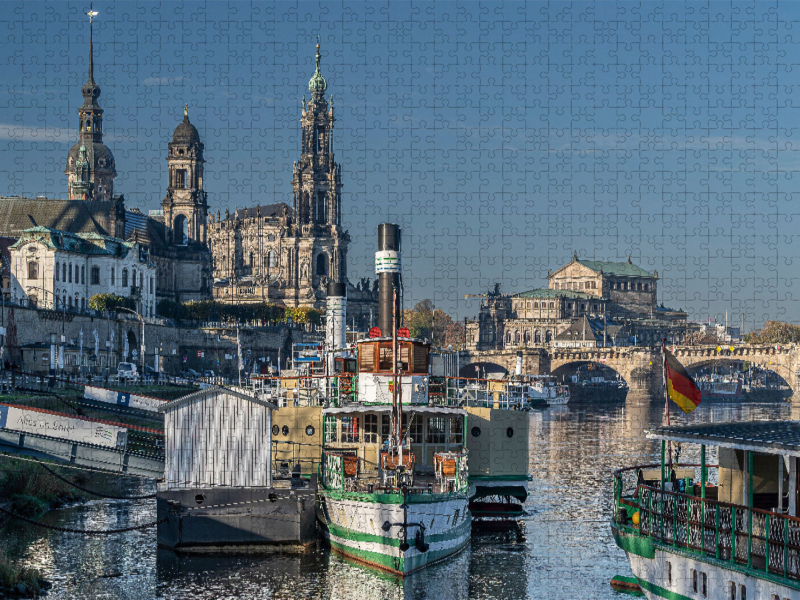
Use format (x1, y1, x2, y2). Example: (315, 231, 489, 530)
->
(0, 403, 164, 478)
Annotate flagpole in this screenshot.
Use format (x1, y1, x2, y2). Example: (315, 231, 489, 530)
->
(662, 339, 673, 475)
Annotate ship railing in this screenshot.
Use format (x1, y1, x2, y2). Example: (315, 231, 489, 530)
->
(613, 464, 800, 582)
(319, 449, 468, 495)
(252, 374, 358, 407)
(428, 376, 525, 409)
(271, 439, 322, 477)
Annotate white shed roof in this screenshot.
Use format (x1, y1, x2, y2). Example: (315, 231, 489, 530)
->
(158, 386, 276, 413)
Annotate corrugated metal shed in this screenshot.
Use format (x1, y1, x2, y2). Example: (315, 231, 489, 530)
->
(648, 421, 800, 456)
(159, 387, 275, 490)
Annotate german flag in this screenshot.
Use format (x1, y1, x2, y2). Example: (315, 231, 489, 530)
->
(665, 349, 702, 414)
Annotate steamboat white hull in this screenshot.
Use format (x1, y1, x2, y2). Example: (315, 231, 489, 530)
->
(317, 493, 471, 575)
(625, 547, 800, 600)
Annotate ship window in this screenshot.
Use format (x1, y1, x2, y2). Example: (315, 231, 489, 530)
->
(506, 427, 514, 438)
(449, 417, 463, 444)
(729, 583, 736, 600)
(740, 585, 745, 600)
(305, 425, 315, 437)
(340, 416, 359, 443)
(412, 344, 428, 373)
(399, 343, 410, 371)
(408, 414, 423, 444)
(381, 414, 391, 443)
(364, 414, 378, 443)
(471, 426, 481, 437)
(359, 343, 375, 372)
(666, 561, 671, 585)
(691, 570, 697, 592)
(323, 415, 336, 443)
(378, 344, 393, 372)
(282, 425, 289, 436)
(702, 572, 707, 597)
(427, 417, 446, 444)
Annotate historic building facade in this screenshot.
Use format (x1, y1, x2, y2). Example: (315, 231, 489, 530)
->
(0, 16, 212, 307)
(9, 226, 157, 318)
(208, 41, 377, 320)
(466, 256, 690, 351)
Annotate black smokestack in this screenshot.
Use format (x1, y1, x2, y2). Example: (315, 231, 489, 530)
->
(376, 223, 401, 336)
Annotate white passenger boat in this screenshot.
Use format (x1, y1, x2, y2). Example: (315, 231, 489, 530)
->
(612, 421, 800, 600)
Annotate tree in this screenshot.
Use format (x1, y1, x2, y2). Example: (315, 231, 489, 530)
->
(745, 320, 800, 344)
(89, 293, 135, 312)
(402, 299, 458, 348)
(683, 329, 722, 345)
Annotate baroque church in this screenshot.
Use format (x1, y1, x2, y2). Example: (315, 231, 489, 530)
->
(207, 41, 378, 321)
(0, 14, 211, 304)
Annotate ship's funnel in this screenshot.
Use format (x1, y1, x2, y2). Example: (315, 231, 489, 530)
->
(515, 351, 523, 376)
(376, 223, 401, 337)
(325, 282, 346, 351)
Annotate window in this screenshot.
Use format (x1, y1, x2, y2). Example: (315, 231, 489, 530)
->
(176, 169, 187, 188)
(534, 302, 538, 308)
(449, 416, 463, 444)
(702, 572, 706, 597)
(378, 344, 392, 371)
(268, 250, 277, 268)
(364, 414, 378, 443)
(323, 415, 336, 443)
(55, 262, 59, 282)
(730, 583, 736, 600)
(408, 414, 423, 444)
(666, 561, 671, 585)
(111, 267, 115, 285)
(27, 261, 38, 279)
(691, 570, 697, 593)
(28, 294, 37, 307)
(122, 269, 128, 287)
(740, 585, 745, 600)
(381, 414, 391, 443)
(91, 266, 100, 285)
(62, 263, 67, 282)
(316, 253, 328, 277)
(150, 277, 154, 294)
(74, 264, 79, 283)
(549, 302, 554, 308)
(427, 417, 446, 444)
(81, 265, 85, 284)
(340, 416, 359, 443)
(644, 283, 649, 291)
(68, 264, 72, 283)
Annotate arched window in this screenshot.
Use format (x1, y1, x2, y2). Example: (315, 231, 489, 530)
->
(55, 262, 60, 282)
(62, 263, 67, 282)
(68, 264, 72, 283)
(91, 267, 100, 285)
(150, 277, 154, 294)
(249, 251, 254, 267)
(268, 250, 277, 269)
(534, 330, 541, 343)
(524, 331, 531, 344)
(514, 330, 520, 344)
(549, 302, 554, 308)
(81, 265, 85, 284)
(174, 215, 188, 245)
(534, 302, 538, 308)
(75, 264, 79, 283)
(505, 332, 511, 344)
(316, 253, 328, 277)
(545, 330, 553, 342)
(111, 267, 115, 285)
(122, 269, 128, 288)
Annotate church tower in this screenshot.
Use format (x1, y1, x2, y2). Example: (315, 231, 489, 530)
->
(293, 39, 343, 232)
(162, 106, 208, 245)
(65, 7, 116, 201)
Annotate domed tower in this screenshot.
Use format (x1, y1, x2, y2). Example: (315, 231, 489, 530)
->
(161, 105, 208, 245)
(65, 8, 116, 201)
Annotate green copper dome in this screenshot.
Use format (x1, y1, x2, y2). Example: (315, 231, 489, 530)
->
(308, 41, 327, 95)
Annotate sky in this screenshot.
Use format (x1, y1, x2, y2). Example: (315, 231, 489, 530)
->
(1, 1, 800, 329)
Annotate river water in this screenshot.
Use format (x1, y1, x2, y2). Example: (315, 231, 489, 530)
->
(1, 395, 793, 600)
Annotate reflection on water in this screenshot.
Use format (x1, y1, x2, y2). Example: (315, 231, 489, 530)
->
(0, 396, 791, 599)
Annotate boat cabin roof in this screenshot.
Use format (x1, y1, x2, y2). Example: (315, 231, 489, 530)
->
(323, 405, 466, 416)
(648, 421, 800, 457)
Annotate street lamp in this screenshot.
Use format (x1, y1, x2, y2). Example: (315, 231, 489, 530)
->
(115, 306, 145, 377)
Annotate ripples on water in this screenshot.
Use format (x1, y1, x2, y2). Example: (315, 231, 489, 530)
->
(0, 396, 793, 599)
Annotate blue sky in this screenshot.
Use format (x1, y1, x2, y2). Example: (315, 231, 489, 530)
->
(1, 1, 800, 328)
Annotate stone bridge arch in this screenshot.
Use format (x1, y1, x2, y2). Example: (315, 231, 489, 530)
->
(670, 345, 799, 393)
(549, 347, 661, 394)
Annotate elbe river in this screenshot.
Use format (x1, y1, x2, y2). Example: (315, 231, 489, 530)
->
(1, 395, 792, 599)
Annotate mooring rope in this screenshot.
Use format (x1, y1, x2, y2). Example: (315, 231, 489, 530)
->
(32, 458, 156, 500)
(0, 506, 164, 535)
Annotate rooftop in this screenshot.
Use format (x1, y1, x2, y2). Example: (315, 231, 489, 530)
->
(577, 259, 655, 278)
(647, 421, 800, 456)
(513, 288, 604, 300)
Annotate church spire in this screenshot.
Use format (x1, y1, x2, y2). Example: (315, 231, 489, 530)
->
(81, 4, 101, 110)
(308, 36, 328, 97)
(87, 4, 97, 83)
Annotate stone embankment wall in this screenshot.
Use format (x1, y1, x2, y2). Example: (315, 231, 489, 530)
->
(8, 305, 310, 376)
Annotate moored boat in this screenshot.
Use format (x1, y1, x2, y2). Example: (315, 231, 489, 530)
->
(612, 421, 800, 599)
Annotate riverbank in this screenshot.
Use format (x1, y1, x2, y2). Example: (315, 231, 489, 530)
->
(0, 550, 50, 598)
(0, 457, 86, 516)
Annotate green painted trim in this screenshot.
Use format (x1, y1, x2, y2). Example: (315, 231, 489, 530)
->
(613, 523, 800, 592)
(324, 514, 472, 548)
(320, 489, 468, 504)
(612, 524, 655, 559)
(636, 578, 693, 600)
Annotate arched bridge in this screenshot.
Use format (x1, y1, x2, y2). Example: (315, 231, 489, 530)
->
(459, 344, 800, 395)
